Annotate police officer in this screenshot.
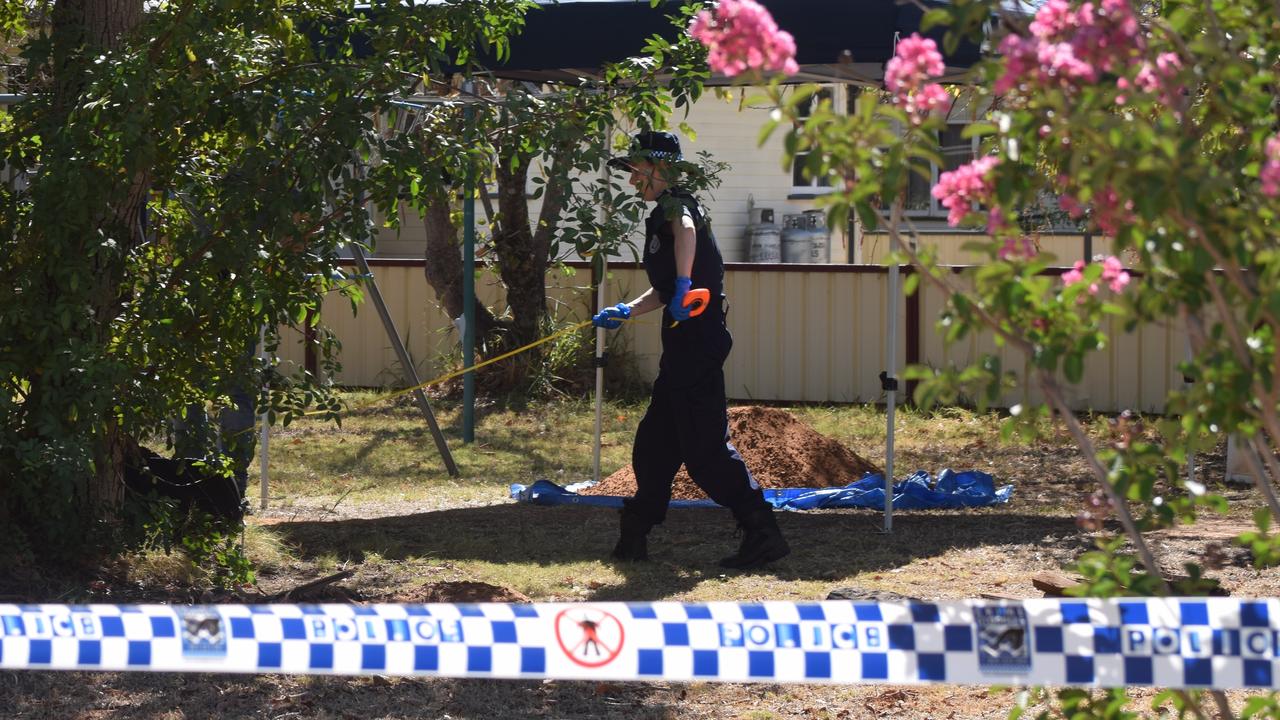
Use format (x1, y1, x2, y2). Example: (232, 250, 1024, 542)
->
(593, 131, 789, 570)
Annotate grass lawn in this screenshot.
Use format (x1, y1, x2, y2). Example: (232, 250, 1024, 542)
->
(3, 392, 1274, 719)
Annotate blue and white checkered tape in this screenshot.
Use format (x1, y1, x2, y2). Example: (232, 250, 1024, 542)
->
(1, 599, 1277, 688)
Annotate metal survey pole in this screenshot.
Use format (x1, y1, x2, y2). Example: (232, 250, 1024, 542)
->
(462, 90, 476, 444)
(883, 270, 899, 533)
(592, 257, 608, 484)
(881, 205, 904, 534)
(258, 325, 270, 510)
(349, 244, 460, 476)
(592, 154, 611, 484)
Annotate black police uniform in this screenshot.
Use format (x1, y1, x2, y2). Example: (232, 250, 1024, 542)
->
(628, 188, 771, 526)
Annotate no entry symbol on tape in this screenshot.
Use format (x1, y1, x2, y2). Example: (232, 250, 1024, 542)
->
(554, 608, 625, 667)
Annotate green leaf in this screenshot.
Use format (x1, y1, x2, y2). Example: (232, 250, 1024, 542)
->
(1255, 507, 1272, 533)
(903, 272, 920, 296)
(1064, 353, 1084, 384)
(920, 8, 953, 31)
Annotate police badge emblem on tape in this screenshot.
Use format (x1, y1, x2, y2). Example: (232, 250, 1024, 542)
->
(975, 605, 1031, 673)
(178, 607, 227, 658)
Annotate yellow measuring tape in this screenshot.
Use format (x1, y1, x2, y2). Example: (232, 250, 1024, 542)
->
(303, 317, 645, 418)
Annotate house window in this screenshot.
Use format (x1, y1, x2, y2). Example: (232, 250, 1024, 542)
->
(903, 123, 979, 219)
(790, 86, 845, 194)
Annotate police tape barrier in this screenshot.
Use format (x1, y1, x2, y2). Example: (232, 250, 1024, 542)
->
(1, 599, 1277, 689)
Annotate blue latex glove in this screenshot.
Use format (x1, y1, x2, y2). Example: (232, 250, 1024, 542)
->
(592, 302, 631, 329)
(669, 276, 693, 322)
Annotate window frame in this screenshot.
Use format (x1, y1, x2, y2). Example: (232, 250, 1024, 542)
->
(789, 84, 847, 196)
(901, 122, 981, 220)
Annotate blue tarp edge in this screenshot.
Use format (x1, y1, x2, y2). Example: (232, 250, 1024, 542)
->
(510, 469, 1013, 511)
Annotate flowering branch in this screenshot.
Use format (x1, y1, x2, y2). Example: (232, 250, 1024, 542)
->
(1036, 372, 1170, 591)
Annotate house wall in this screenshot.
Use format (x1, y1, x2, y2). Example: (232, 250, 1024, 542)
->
(364, 88, 852, 264)
(666, 89, 851, 264)
(278, 260, 1185, 414)
(365, 89, 1101, 270)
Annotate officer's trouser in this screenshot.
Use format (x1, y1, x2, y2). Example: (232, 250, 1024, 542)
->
(629, 365, 769, 525)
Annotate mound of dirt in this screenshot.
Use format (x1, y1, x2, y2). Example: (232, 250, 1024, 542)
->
(385, 581, 531, 604)
(583, 405, 881, 501)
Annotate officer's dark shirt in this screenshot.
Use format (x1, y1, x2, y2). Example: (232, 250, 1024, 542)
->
(642, 188, 732, 382)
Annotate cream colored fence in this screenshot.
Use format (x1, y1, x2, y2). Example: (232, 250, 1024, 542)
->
(917, 272, 1185, 415)
(279, 260, 1184, 413)
(860, 232, 1115, 266)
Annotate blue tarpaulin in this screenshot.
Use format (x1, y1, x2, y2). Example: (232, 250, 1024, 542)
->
(510, 470, 1012, 511)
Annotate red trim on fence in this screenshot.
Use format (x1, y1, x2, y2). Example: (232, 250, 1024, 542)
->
(904, 266, 920, 405)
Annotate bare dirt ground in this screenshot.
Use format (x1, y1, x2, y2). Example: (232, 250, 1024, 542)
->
(3, 499, 1274, 719)
(1, 409, 1275, 718)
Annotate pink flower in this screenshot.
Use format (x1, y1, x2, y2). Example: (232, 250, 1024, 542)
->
(1028, 0, 1077, 39)
(996, 0, 1143, 96)
(1101, 255, 1130, 292)
(994, 35, 1040, 94)
(1062, 256, 1130, 295)
(1037, 40, 1098, 83)
(1135, 52, 1181, 92)
(1062, 259, 1087, 288)
(931, 156, 999, 227)
(897, 82, 951, 123)
(1261, 134, 1280, 197)
(885, 33, 945, 93)
(1058, 193, 1087, 219)
(1132, 52, 1184, 108)
(998, 236, 1038, 261)
(1093, 186, 1134, 235)
(689, 0, 799, 77)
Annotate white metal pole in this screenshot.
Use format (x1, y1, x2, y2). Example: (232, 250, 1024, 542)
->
(884, 253, 899, 534)
(882, 200, 905, 534)
(593, 255, 608, 484)
(258, 325, 269, 511)
(592, 152, 610, 485)
(1184, 327, 1195, 485)
(880, 35, 902, 535)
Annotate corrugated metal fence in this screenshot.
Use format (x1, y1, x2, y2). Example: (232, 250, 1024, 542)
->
(277, 260, 1184, 414)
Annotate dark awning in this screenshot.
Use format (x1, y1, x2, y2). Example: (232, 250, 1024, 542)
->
(485, 0, 983, 85)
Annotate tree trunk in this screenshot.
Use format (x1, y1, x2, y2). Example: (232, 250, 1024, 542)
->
(419, 138, 574, 391)
(492, 153, 545, 347)
(490, 142, 574, 347)
(52, 0, 143, 114)
(422, 193, 502, 338)
(51, 0, 146, 517)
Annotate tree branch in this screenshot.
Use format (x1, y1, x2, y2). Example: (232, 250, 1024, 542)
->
(1246, 435, 1280, 523)
(878, 205, 1039, 357)
(1037, 372, 1171, 593)
(875, 199, 1169, 587)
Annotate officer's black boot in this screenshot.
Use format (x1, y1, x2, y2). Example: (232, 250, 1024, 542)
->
(719, 506, 790, 569)
(611, 501, 652, 561)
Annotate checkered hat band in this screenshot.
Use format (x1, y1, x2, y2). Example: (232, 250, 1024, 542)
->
(639, 150, 681, 161)
(1, 599, 1276, 689)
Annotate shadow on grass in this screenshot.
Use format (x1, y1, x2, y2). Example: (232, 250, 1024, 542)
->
(332, 428, 399, 472)
(270, 504, 1079, 602)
